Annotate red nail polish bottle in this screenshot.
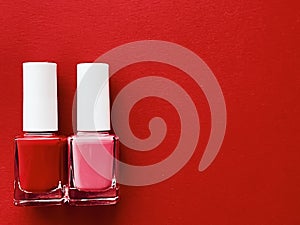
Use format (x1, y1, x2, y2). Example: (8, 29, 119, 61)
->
(68, 63, 119, 206)
(14, 62, 67, 206)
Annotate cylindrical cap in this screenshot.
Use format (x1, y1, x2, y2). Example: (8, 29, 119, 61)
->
(77, 63, 111, 131)
(23, 62, 58, 132)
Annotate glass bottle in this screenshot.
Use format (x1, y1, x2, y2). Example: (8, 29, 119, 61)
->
(68, 63, 119, 206)
(14, 62, 67, 206)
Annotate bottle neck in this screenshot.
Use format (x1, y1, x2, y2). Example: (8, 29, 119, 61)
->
(76, 131, 110, 136)
(23, 131, 57, 136)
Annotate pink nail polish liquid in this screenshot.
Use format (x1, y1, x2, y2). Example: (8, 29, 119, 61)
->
(68, 63, 119, 206)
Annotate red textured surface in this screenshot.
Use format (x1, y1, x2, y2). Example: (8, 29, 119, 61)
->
(0, 1, 299, 224)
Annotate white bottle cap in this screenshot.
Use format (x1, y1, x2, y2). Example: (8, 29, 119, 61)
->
(77, 63, 111, 131)
(23, 62, 58, 132)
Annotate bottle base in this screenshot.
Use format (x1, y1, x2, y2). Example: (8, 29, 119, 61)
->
(14, 198, 65, 207)
(68, 186, 119, 206)
(14, 181, 65, 206)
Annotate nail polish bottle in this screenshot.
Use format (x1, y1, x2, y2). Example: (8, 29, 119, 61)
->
(68, 63, 119, 206)
(14, 62, 67, 206)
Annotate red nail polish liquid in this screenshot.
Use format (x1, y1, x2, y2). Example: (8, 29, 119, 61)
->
(14, 62, 67, 206)
(68, 63, 119, 206)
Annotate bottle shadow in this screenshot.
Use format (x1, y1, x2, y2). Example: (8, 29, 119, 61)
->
(31, 203, 120, 225)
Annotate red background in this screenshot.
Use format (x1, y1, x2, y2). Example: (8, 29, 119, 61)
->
(0, 0, 299, 224)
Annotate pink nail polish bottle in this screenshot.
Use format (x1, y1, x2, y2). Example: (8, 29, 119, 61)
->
(14, 62, 67, 206)
(68, 63, 119, 206)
